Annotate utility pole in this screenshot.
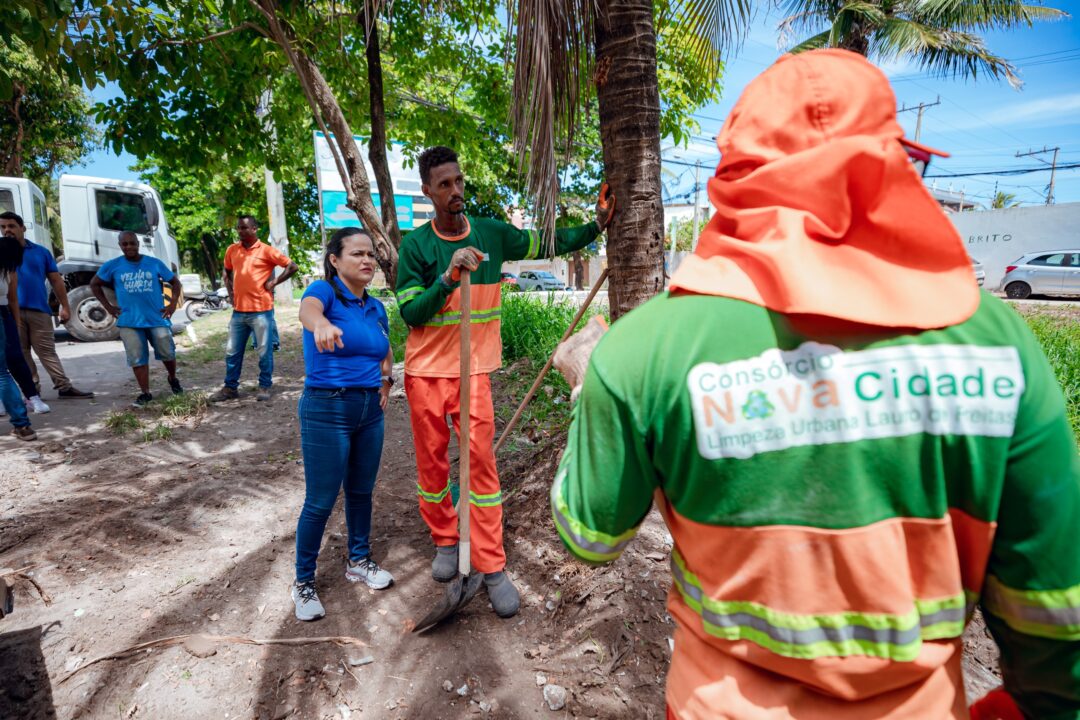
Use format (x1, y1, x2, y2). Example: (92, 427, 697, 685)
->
(691, 161, 702, 251)
(1016, 146, 1061, 205)
(897, 96, 941, 142)
(257, 90, 293, 303)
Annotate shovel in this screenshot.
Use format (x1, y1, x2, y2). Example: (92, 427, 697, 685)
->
(413, 269, 484, 633)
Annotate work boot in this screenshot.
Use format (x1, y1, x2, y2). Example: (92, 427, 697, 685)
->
(11, 426, 37, 441)
(169, 377, 184, 395)
(291, 580, 325, 621)
(58, 386, 94, 399)
(209, 386, 239, 403)
(432, 545, 458, 583)
(345, 557, 394, 590)
(484, 572, 520, 618)
(256, 387, 272, 402)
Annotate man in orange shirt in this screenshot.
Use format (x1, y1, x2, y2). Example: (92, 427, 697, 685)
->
(210, 215, 298, 402)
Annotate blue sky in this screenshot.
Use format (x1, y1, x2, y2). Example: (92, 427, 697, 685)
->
(663, 3, 1080, 208)
(79, 4, 1080, 210)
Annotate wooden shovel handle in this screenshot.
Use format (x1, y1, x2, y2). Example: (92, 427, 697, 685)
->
(458, 269, 472, 576)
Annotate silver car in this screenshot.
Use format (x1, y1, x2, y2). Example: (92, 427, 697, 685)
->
(999, 250, 1080, 299)
(971, 258, 985, 287)
(517, 270, 568, 292)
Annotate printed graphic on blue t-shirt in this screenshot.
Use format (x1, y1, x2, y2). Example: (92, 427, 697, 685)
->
(95, 255, 175, 328)
(301, 278, 390, 388)
(16, 241, 60, 314)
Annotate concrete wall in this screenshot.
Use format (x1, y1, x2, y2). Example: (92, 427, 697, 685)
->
(949, 202, 1080, 288)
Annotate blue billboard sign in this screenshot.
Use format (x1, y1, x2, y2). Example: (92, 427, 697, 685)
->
(321, 191, 415, 230)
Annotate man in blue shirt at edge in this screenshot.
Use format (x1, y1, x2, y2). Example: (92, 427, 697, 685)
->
(0, 211, 93, 399)
(91, 231, 184, 407)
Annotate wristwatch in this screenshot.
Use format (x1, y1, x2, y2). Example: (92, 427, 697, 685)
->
(381, 375, 395, 386)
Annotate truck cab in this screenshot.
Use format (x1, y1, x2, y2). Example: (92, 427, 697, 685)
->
(0, 178, 53, 249)
(0, 175, 178, 341)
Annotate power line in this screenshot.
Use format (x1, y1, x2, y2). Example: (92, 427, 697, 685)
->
(926, 161, 1080, 178)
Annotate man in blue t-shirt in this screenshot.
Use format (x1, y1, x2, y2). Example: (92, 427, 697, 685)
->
(0, 211, 93, 399)
(91, 231, 184, 407)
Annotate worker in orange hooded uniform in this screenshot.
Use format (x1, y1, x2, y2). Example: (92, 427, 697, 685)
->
(552, 50, 1080, 719)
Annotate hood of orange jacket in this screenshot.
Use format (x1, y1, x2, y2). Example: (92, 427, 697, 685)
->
(670, 48, 979, 329)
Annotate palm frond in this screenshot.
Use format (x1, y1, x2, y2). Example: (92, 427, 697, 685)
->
(507, 0, 595, 251)
(905, 0, 1068, 32)
(874, 18, 1021, 87)
(777, 10, 829, 49)
(660, 0, 754, 79)
(786, 28, 832, 52)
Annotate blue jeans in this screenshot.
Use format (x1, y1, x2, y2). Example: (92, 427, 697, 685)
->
(0, 312, 30, 428)
(295, 387, 385, 582)
(1, 306, 36, 399)
(224, 310, 274, 389)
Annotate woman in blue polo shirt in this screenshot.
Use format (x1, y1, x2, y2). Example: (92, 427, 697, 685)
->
(292, 227, 395, 621)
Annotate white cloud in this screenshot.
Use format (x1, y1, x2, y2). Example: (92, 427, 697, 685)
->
(946, 93, 1080, 130)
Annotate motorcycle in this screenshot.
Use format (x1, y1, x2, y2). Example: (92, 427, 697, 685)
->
(183, 286, 231, 321)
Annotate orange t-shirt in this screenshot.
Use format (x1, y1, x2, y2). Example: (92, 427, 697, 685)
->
(223, 241, 291, 312)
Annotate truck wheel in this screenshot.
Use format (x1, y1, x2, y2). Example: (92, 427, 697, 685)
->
(1005, 282, 1031, 300)
(65, 285, 120, 342)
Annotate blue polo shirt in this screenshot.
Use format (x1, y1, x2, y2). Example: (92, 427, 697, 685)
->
(16, 241, 59, 314)
(302, 278, 389, 388)
(95, 255, 175, 328)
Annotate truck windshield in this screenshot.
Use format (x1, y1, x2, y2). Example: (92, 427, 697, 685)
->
(96, 189, 151, 234)
(0, 189, 16, 214)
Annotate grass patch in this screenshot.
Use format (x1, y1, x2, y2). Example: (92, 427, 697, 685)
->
(157, 390, 208, 421)
(1022, 310, 1080, 438)
(104, 410, 140, 436)
(141, 423, 173, 443)
(501, 289, 605, 367)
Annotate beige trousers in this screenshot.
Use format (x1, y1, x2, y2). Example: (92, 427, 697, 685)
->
(18, 309, 71, 392)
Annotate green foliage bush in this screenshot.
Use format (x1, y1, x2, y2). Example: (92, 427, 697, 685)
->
(1023, 311, 1080, 439)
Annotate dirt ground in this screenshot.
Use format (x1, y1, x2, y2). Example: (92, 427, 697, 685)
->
(1, 310, 1002, 720)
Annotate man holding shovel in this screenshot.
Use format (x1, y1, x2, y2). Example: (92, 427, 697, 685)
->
(397, 145, 613, 619)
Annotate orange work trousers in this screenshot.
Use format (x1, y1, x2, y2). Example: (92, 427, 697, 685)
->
(404, 373, 505, 574)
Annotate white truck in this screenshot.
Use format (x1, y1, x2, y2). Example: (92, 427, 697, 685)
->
(0, 174, 179, 341)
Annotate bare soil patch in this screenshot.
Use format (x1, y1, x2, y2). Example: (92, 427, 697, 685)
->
(0, 312, 1002, 719)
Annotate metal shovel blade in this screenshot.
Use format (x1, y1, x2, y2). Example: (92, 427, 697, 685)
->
(412, 572, 485, 633)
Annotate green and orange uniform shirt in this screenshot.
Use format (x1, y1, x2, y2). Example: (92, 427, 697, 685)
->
(398, 215, 599, 572)
(553, 290, 1080, 718)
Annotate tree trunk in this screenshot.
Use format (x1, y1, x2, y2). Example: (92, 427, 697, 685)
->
(361, 10, 403, 251)
(838, 18, 870, 55)
(593, 0, 664, 320)
(256, 1, 398, 286)
(572, 250, 585, 289)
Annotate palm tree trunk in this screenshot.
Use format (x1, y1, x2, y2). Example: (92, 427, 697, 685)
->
(593, 0, 665, 320)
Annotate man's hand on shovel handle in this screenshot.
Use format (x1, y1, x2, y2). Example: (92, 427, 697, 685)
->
(442, 247, 484, 285)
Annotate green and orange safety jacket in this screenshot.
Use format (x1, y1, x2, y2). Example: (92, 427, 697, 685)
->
(395, 215, 599, 377)
(553, 290, 1080, 718)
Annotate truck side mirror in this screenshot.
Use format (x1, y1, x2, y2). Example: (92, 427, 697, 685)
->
(145, 195, 160, 229)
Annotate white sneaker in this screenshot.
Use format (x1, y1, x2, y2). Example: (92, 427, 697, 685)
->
(345, 557, 394, 590)
(291, 581, 325, 621)
(27, 396, 50, 414)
